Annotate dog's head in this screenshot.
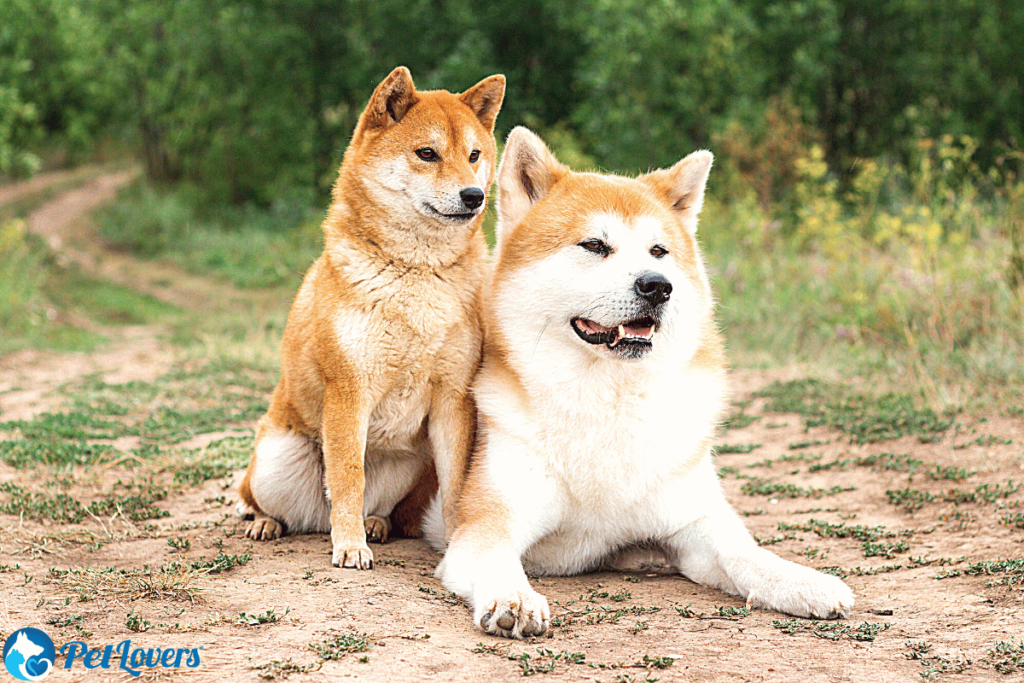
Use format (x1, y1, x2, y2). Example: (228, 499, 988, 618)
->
(343, 67, 505, 232)
(489, 127, 716, 365)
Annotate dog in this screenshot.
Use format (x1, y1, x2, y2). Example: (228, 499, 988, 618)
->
(431, 127, 854, 637)
(237, 66, 505, 570)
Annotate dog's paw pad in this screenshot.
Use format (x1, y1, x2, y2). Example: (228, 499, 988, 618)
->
(475, 590, 550, 639)
(245, 516, 283, 541)
(364, 515, 391, 544)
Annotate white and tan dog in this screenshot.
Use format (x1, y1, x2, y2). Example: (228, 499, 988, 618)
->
(238, 67, 505, 570)
(430, 127, 854, 638)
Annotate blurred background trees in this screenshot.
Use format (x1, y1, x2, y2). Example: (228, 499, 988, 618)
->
(2, 0, 1022, 398)
(1, 0, 1021, 205)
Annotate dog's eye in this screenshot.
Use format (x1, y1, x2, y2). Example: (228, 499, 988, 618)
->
(415, 148, 439, 162)
(650, 245, 669, 258)
(468, 150, 481, 163)
(579, 239, 610, 256)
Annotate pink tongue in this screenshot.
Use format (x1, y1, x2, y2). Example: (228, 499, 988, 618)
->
(577, 319, 613, 335)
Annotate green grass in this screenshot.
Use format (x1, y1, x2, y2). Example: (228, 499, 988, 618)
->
(45, 265, 181, 325)
(173, 436, 253, 486)
(987, 640, 1024, 675)
(753, 379, 957, 444)
(251, 658, 321, 680)
(741, 477, 856, 499)
(96, 182, 324, 289)
(887, 481, 1021, 513)
(0, 482, 168, 523)
(936, 557, 1024, 588)
(236, 608, 289, 626)
(0, 361, 271, 471)
(772, 619, 890, 642)
(308, 633, 373, 660)
(0, 221, 105, 353)
(717, 443, 763, 454)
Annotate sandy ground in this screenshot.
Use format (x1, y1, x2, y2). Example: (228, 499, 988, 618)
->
(0, 172, 1022, 682)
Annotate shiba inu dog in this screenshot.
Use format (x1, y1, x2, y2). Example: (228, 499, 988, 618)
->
(237, 66, 505, 570)
(432, 128, 854, 637)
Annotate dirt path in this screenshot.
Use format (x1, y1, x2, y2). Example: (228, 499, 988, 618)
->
(0, 175, 1022, 682)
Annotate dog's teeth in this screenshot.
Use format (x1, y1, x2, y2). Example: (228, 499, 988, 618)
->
(618, 325, 625, 338)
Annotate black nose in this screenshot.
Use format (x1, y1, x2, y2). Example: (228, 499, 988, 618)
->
(459, 187, 485, 211)
(635, 272, 672, 305)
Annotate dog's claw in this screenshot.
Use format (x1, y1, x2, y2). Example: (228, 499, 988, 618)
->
(245, 515, 283, 541)
(475, 591, 550, 639)
(364, 515, 391, 544)
(333, 544, 374, 570)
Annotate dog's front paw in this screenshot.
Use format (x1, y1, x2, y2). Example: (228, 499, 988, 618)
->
(475, 589, 550, 639)
(332, 542, 374, 570)
(746, 564, 854, 619)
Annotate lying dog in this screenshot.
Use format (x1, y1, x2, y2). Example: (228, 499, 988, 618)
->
(238, 66, 505, 569)
(431, 127, 854, 636)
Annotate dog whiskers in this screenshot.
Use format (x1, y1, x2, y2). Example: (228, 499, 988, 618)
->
(532, 316, 553, 355)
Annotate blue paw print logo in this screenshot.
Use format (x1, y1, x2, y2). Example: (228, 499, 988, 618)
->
(3, 628, 55, 681)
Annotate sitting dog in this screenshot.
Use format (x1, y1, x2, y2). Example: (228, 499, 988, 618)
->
(431, 127, 854, 636)
(237, 66, 505, 569)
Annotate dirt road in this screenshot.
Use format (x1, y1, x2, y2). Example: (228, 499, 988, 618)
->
(0, 172, 1021, 681)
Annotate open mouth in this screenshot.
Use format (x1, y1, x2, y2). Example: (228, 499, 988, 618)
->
(423, 204, 477, 222)
(571, 316, 657, 356)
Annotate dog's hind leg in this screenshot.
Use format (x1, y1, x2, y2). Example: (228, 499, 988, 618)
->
(662, 458, 854, 619)
(241, 427, 330, 540)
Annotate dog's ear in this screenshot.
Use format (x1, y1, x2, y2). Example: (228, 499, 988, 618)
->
(459, 75, 506, 132)
(496, 127, 568, 242)
(640, 150, 713, 234)
(364, 66, 419, 129)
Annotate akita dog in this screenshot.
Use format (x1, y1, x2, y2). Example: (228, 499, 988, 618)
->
(237, 67, 505, 569)
(433, 128, 854, 637)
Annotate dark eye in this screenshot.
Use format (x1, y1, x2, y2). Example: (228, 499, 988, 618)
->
(579, 239, 610, 256)
(469, 150, 481, 163)
(650, 245, 669, 258)
(415, 148, 439, 162)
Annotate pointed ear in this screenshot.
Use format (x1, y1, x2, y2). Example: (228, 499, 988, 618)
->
(640, 150, 713, 233)
(496, 127, 568, 239)
(364, 66, 418, 129)
(459, 74, 506, 131)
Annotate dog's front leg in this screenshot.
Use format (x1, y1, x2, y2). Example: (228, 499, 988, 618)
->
(437, 435, 561, 638)
(428, 387, 476, 542)
(322, 381, 373, 569)
(662, 461, 854, 618)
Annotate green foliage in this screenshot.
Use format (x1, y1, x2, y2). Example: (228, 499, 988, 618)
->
(5, 0, 1022, 201)
(0, 362, 270, 473)
(308, 632, 372, 660)
(753, 380, 956, 444)
(0, 481, 168, 523)
(773, 618, 890, 642)
(740, 477, 855, 499)
(97, 182, 323, 288)
(716, 443, 763, 454)
(987, 640, 1024, 675)
(236, 608, 288, 626)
